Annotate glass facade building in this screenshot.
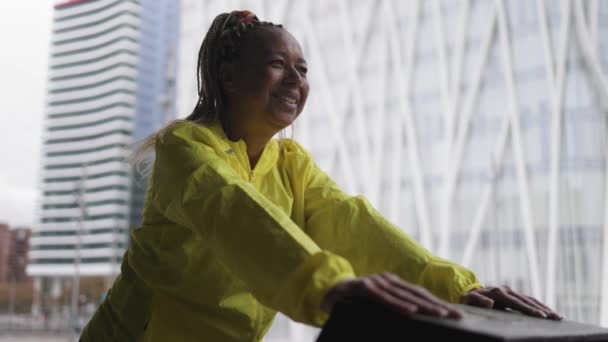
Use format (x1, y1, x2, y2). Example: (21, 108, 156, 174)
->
(179, 1, 608, 339)
(28, 0, 180, 309)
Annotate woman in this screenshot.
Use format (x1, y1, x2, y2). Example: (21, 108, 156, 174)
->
(81, 10, 560, 341)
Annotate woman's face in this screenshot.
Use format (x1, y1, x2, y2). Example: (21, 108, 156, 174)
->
(225, 27, 309, 135)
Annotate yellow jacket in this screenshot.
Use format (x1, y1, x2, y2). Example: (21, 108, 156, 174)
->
(81, 121, 482, 341)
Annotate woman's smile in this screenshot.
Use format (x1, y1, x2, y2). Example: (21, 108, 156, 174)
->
(272, 92, 299, 108)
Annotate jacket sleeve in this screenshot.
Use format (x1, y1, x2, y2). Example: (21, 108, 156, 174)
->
(146, 125, 355, 325)
(297, 143, 482, 303)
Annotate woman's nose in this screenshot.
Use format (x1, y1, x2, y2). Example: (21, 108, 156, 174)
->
(284, 66, 302, 85)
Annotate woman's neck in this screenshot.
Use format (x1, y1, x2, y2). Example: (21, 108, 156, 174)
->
(223, 120, 274, 169)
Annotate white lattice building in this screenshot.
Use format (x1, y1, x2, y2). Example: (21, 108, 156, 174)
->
(178, 0, 608, 340)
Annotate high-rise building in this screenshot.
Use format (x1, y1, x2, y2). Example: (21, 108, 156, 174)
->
(27, 0, 180, 309)
(178, 0, 608, 339)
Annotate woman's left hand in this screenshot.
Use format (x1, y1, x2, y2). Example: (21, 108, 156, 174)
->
(460, 286, 562, 320)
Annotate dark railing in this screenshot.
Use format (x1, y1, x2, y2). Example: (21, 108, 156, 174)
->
(318, 298, 608, 341)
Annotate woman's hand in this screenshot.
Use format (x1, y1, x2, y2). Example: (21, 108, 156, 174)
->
(461, 286, 562, 320)
(322, 273, 463, 319)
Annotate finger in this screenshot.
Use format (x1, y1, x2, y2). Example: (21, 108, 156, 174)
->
(381, 274, 448, 307)
(525, 296, 552, 311)
(507, 291, 558, 320)
(507, 291, 547, 313)
(375, 276, 451, 318)
(522, 295, 556, 314)
(361, 278, 420, 316)
(490, 288, 547, 319)
(380, 274, 463, 319)
(461, 291, 494, 309)
(503, 289, 562, 320)
(380, 274, 454, 308)
(526, 296, 563, 320)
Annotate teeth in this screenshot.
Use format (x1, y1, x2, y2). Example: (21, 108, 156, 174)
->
(278, 95, 297, 104)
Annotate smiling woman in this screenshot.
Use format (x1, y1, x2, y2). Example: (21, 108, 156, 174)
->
(79, 10, 560, 342)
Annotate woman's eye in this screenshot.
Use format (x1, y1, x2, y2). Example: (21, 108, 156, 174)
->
(298, 66, 308, 75)
(271, 60, 284, 67)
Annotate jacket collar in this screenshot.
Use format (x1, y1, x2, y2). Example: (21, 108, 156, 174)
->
(204, 121, 279, 178)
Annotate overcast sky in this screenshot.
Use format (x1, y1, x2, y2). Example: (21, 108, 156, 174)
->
(0, 2, 54, 228)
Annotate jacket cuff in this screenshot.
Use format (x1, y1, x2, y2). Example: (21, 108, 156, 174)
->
(273, 251, 356, 326)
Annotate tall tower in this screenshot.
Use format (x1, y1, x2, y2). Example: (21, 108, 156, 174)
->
(28, 0, 180, 314)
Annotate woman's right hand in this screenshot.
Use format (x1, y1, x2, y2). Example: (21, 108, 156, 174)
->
(321, 273, 463, 319)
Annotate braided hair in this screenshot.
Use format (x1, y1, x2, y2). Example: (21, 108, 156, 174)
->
(186, 10, 283, 126)
(130, 11, 283, 174)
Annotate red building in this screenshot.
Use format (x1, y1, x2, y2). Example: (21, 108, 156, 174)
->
(0, 223, 31, 283)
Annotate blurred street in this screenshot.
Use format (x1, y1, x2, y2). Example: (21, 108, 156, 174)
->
(0, 334, 72, 342)
(0, 313, 83, 342)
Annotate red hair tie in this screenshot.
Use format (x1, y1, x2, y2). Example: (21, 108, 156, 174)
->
(232, 10, 256, 23)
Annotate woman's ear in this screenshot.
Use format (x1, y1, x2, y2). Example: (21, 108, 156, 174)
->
(220, 63, 238, 94)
